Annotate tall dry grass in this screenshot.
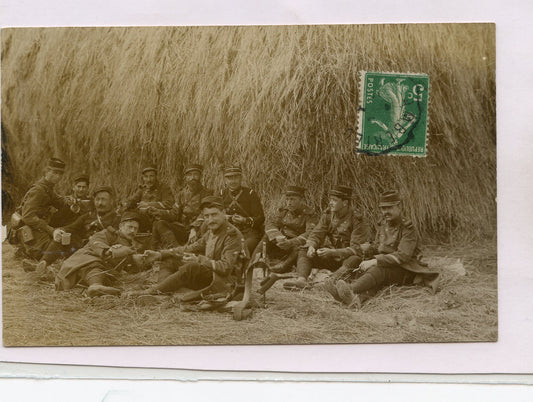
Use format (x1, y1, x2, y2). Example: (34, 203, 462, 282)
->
(1, 24, 496, 241)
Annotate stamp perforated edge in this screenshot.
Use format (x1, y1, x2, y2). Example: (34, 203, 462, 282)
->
(355, 70, 430, 158)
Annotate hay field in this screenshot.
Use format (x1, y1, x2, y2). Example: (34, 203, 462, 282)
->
(2, 240, 497, 346)
(1, 24, 495, 240)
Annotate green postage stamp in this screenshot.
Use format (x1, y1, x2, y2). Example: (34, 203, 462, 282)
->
(356, 71, 429, 157)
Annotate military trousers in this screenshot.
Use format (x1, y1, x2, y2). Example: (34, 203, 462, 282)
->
(18, 228, 52, 260)
(296, 250, 362, 279)
(154, 262, 213, 294)
(349, 260, 415, 294)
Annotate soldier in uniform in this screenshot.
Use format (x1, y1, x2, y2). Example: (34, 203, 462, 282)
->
(151, 164, 212, 248)
(24, 186, 122, 275)
(55, 212, 143, 297)
(122, 165, 174, 232)
(49, 173, 92, 227)
(19, 158, 76, 264)
(132, 196, 246, 298)
(220, 166, 264, 255)
(328, 190, 440, 307)
(283, 185, 369, 290)
(254, 185, 317, 273)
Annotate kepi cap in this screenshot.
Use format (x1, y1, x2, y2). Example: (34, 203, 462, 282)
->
(47, 158, 66, 172)
(200, 195, 225, 210)
(285, 185, 305, 198)
(120, 211, 141, 224)
(141, 165, 157, 174)
(224, 166, 242, 177)
(93, 185, 115, 198)
(73, 174, 90, 184)
(184, 164, 203, 175)
(329, 185, 352, 200)
(379, 190, 401, 207)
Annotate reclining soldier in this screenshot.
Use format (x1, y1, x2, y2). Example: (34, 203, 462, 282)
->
(283, 185, 369, 290)
(151, 163, 212, 248)
(55, 212, 143, 297)
(19, 158, 76, 271)
(253, 185, 317, 274)
(131, 196, 246, 298)
(327, 190, 440, 307)
(23, 186, 120, 276)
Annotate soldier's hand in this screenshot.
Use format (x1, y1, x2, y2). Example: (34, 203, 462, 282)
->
(276, 238, 292, 250)
(143, 250, 162, 264)
(317, 247, 334, 258)
(182, 252, 199, 263)
(53, 228, 63, 243)
(64, 196, 76, 206)
(361, 242, 371, 254)
(307, 245, 317, 258)
(359, 259, 377, 272)
(147, 206, 160, 216)
(109, 245, 135, 259)
(231, 214, 247, 225)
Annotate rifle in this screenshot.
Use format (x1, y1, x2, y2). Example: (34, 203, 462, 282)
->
(232, 238, 253, 321)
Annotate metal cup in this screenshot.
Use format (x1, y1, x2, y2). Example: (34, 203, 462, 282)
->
(61, 232, 71, 245)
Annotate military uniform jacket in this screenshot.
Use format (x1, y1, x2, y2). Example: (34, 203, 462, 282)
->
(158, 184, 212, 226)
(265, 205, 318, 246)
(63, 210, 121, 241)
(161, 221, 245, 278)
(21, 177, 69, 234)
(124, 181, 173, 210)
(56, 227, 141, 290)
(306, 208, 369, 259)
(367, 216, 435, 275)
(220, 186, 265, 233)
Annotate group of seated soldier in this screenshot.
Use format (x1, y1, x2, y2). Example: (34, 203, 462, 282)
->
(10, 157, 439, 309)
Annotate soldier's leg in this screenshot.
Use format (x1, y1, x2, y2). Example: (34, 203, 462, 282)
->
(243, 231, 262, 256)
(41, 241, 69, 265)
(270, 246, 298, 274)
(157, 256, 182, 282)
(283, 248, 314, 289)
(84, 263, 121, 297)
(152, 262, 212, 293)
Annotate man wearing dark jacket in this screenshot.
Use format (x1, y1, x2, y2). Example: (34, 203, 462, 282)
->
(23, 186, 121, 275)
(329, 190, 440, 307)
(133, 196, 246, 298)
(220, 166, 264, 255)
(254, 185, 317, 273)
(283, 185, 369, 290)
(19, 158, 75, 265)
(151, 164, 212, 248)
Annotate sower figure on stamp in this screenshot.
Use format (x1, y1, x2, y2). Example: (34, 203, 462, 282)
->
(132, 196, 247, 301)
(326, 190, 440, 308)
(49, 173, 92, 228)
(18, 158, 76, 271)
(252, 185, 317, 274)
(220, 166, 265, 255)
(23, 186, 121, 276)
(55, 212, 143, 297)
(151, 164, 212, 249)
(122, 165, 174, 232)
(283, 185, 369, 290)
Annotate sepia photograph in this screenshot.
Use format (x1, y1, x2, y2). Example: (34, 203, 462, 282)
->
(1, 23, 496, 347)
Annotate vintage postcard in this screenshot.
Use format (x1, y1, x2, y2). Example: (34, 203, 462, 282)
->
(1, 23, 496, 347)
